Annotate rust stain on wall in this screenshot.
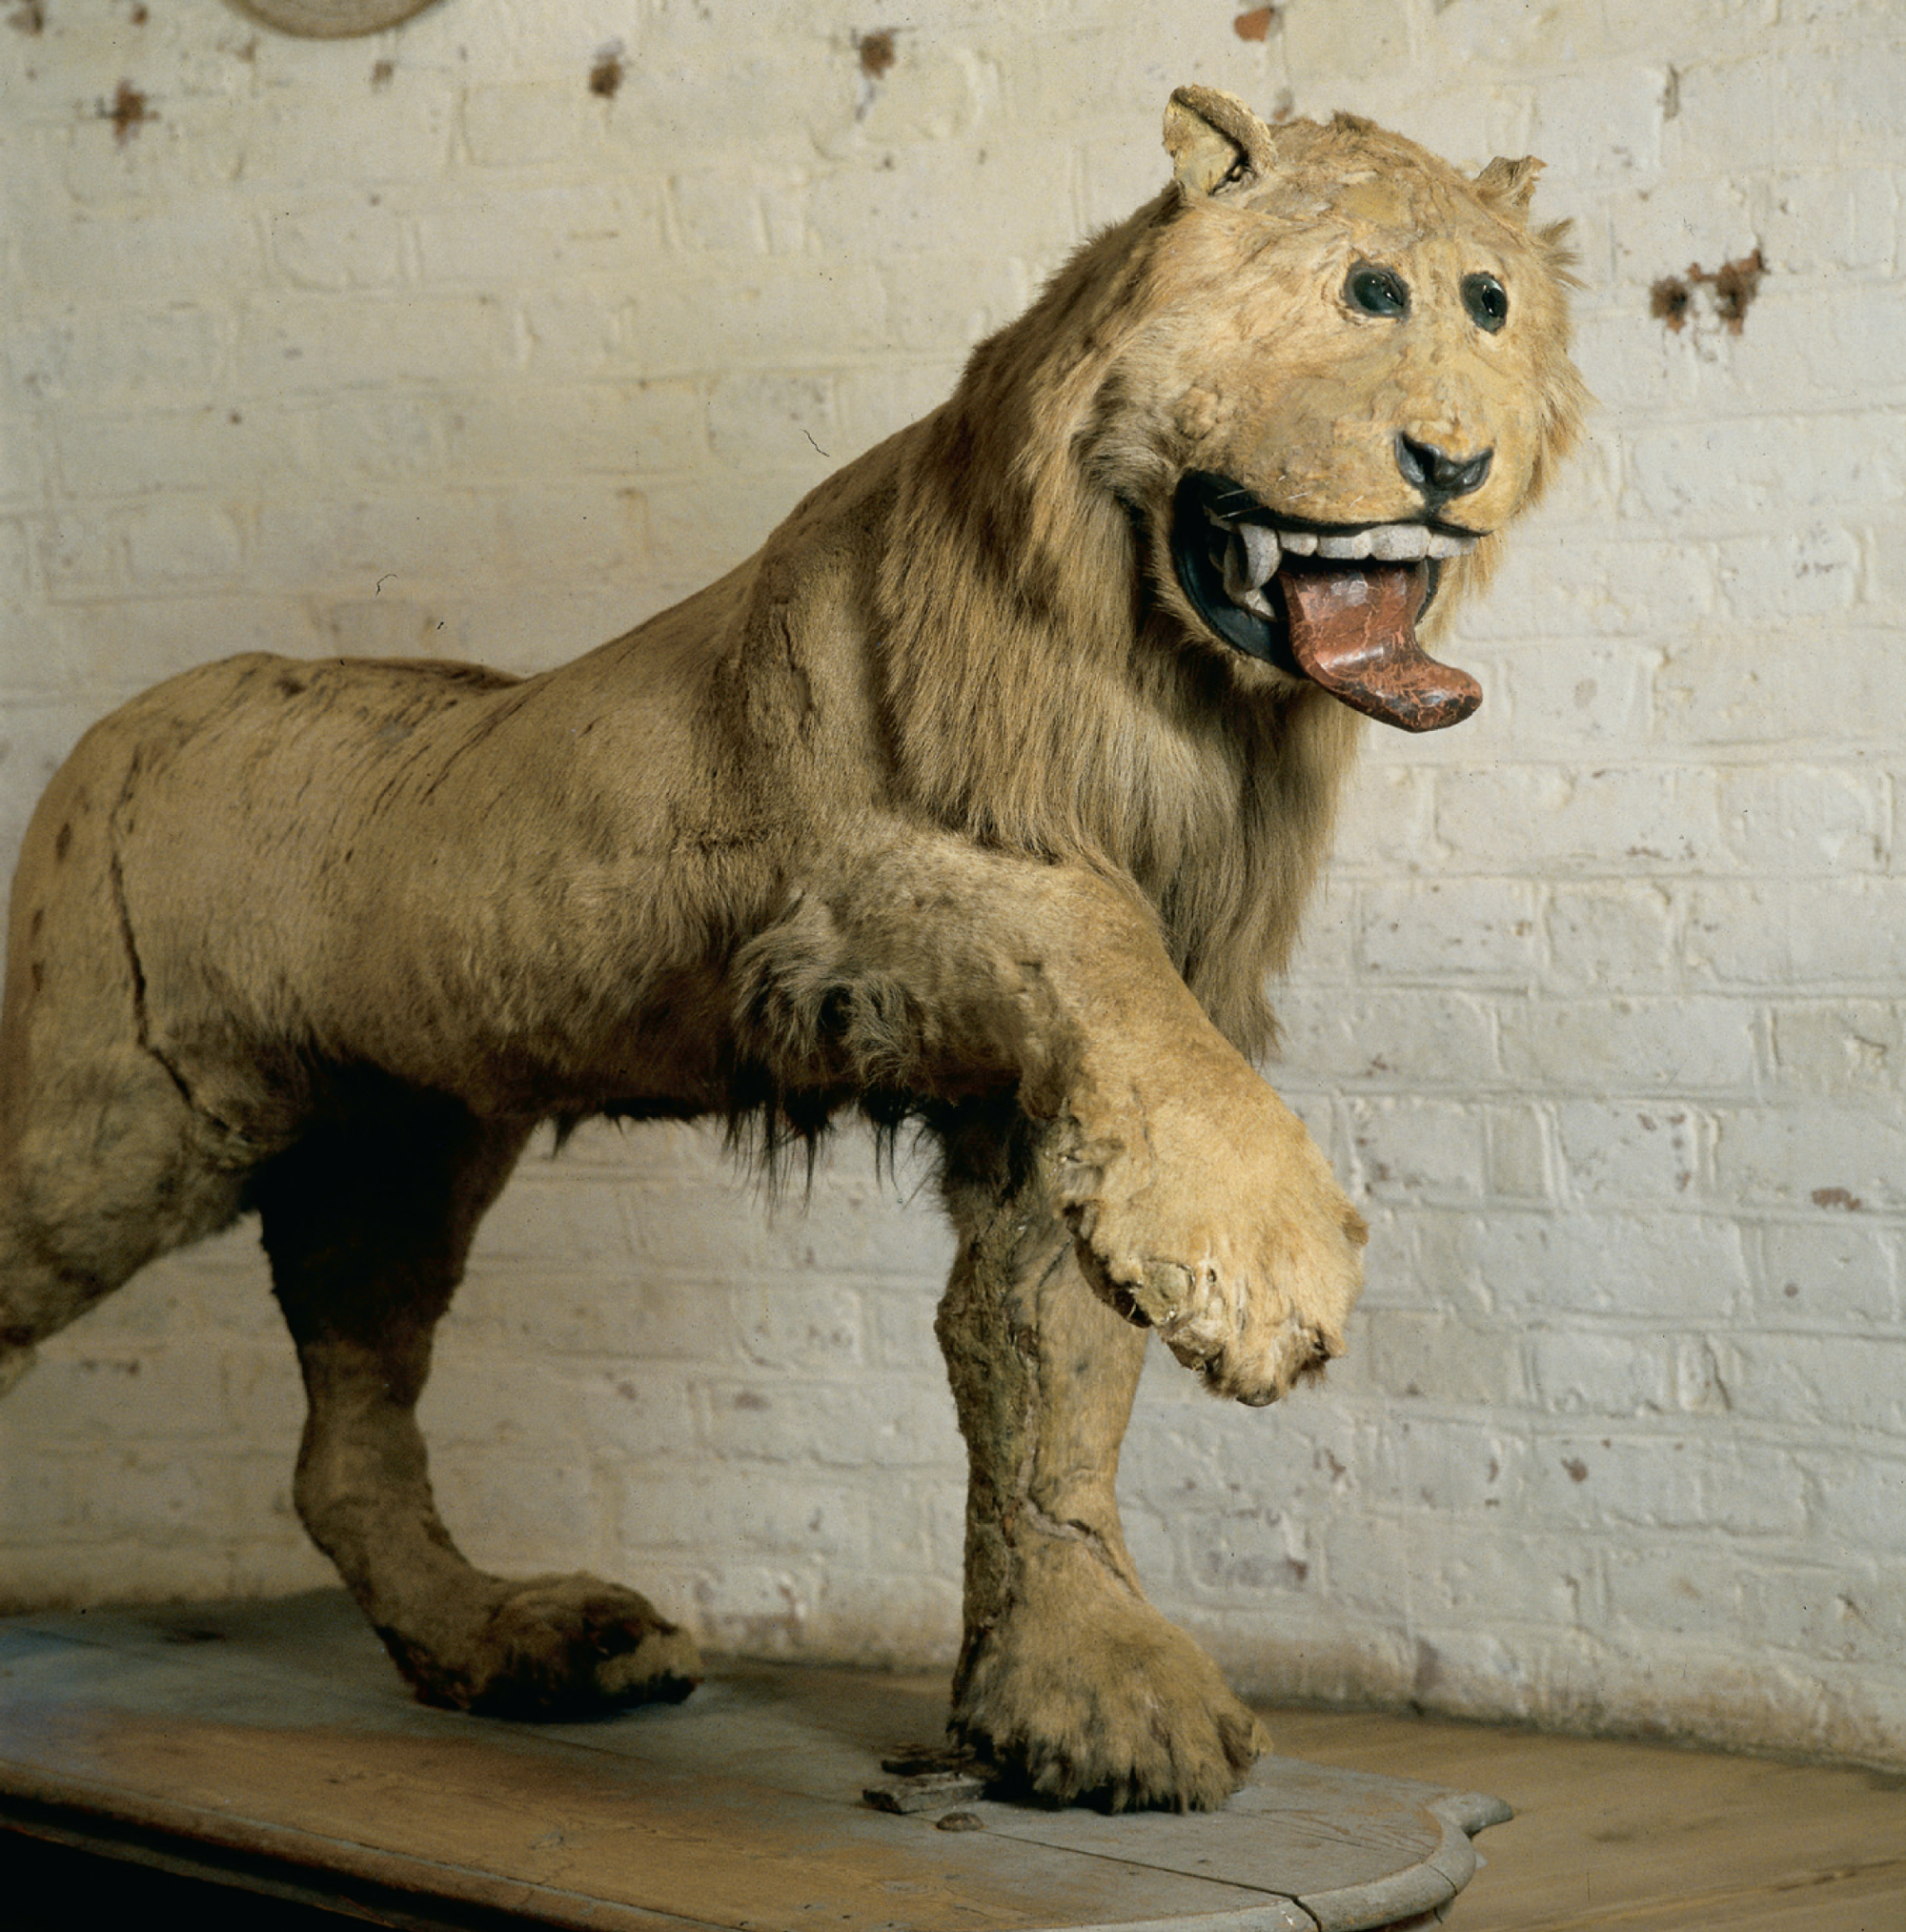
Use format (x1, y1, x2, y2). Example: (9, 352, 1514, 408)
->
(100, 80, 155, 143)
(1653, 248, 1765, 334)
(856, 29, 896, 79)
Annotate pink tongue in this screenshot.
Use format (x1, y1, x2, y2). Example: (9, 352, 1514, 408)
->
(1283, 562, 1481, 732)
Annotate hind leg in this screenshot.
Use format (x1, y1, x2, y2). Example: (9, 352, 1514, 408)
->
(0, 1061, 246, 1398)
(936, 1102, 1268, 1810)
(256, 1091, 700, 1718)
(2, 798, 249, 1394)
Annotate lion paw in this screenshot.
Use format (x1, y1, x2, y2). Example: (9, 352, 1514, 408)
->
(389, 1573, 703, 1719)
(1062, 1080, 1366, 1406)
(953, 1546, 1267, 1811)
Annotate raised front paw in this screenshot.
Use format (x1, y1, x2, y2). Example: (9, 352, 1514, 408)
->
(1057, 1069, 1367, 1406)
(388, 1572, 703, 1719)
(952, 1537, 1267, 1811)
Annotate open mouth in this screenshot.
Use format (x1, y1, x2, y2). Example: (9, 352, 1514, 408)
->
(1169, 471, 1485, 732)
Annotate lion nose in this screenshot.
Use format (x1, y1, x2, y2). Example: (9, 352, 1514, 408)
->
(1395, 433, 1492, 503)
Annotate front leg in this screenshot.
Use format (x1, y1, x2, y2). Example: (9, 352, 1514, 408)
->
(736, 829, 1365, 1406)
(935, 1105, 1269, 1810)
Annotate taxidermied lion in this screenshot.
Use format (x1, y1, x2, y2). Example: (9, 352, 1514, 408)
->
(0, 89, 1584, 1810)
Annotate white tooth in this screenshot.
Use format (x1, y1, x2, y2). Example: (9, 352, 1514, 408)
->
(1205, 505, 1238, 532)
(1317, 530, 1373, 559)
(1236, 583, 1275, 618)
(1222, 532, 1252, 605)
(1368, 524, 1430, 561)
(1239, 521, 1281, 589)
(1281, 530, 1318, 556)
(1427, 531, 1478, 559)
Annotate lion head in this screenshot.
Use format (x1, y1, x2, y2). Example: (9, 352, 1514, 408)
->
(1097, 88, 1589, 731)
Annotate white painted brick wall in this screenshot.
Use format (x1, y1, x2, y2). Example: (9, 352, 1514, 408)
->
(1, 0, 1901, 1767)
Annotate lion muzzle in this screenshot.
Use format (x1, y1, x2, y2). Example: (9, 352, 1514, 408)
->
(1171, 471, 1484, 733)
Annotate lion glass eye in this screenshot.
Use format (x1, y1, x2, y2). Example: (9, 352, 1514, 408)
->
(1462, 272, 1509, 333)
(1346, 263, 1409, 317)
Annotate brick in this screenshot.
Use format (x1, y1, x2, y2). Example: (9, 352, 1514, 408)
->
(1798, 1451, 1906, 1548)
(0, 419, 41, 509)
(621, 265, 891, 375)
(1544, 885, 1675, 993)
(735, 1282, 865, 1372)
(269, 200, 406, 292)
(238, 86, 456, 188)
(1654, 626, 1899, 747)
(14, 204, 265, 296)
(1711, 1099, 1906, 1214)
(1718, 763, 1888, 874)
(1770, 1001, 1904, 1097)
(618, 1471, 866, 1559)
(462, 84, 615, 172)
(1710, 1332, 1906, 1436)
(497, 483, 649, 580)
(250, 488, 504, 594)
(1600, 1537, 1740, 1638)
(1526, 65, 1669, 178)
(1457, 536, 1714, 642)
(1755, 1217, 1899, 1327)
(870, 1286, 946, 1372)
(1279, 0, 1409, 79)
(671, 1562, 832, 1655)
(1358, 878, 1544, 982)
(417, 380, 704, 482)
(1738, 1560, 1906, 1669)
(1482, 1104, 1551, 1202)
(0, 518, 30, 610)
(1624, 416, 1881, 528)
(510, 289, 625, 376)
(50, 402, 287, 498)
(665, 167, 774, 255)
(1754, 168, 1899, 278)
(1364, 1311, 1530, 1408)
(603, 47, 841, 171)
(1503, 999, 1757, 1094)
(124, 499, 243, 585)
(416, 185, 661, 288)
(881, 254, 1034, 356)
(1370, 1416, 1529, 1515)
(1530, 1430, 1811, 1536)
(32, 508, 123, 598)
(1471, 1210, 1749, 1320)
(431, 1449, 597, 1570)
(1500, 638, 1655, 750)
(1271, 987, 1496, 1089)
(695, 1370, 959, 1469)
(450, 1267, 730, 1365)
(1346, 1096, 1487, 1204)
(1437, 763, 1722, 874)
(1716, 526, 1860, 622)
(1328, 763, 1435, 874)
(1396, 1522, 1600, 1635)
(233, 295, 515, 397)
(1684, 879, 1906, 989)
(1529, 1324, 1679, 1417)
(706, 372, 838, 470)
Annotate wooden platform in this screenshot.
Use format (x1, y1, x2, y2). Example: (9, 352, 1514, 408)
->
(0, 1592, 1504, 1932)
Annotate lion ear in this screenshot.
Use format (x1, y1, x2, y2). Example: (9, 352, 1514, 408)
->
(1165, 85, 1274, 196)
(1474, 154, 1545, 216)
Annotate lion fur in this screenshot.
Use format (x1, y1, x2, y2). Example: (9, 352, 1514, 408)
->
(0, 92, 1583, 1807)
